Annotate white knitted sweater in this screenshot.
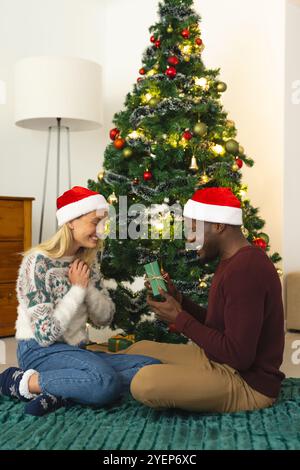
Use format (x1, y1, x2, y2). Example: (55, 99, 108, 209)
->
(15, 251, 115, 347)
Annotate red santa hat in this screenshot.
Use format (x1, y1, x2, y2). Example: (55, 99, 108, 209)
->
(183, 187, 243, 225)
(56, 186, 108, 227)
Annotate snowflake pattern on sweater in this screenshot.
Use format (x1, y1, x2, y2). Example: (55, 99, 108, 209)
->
(15, 252, 115, 347)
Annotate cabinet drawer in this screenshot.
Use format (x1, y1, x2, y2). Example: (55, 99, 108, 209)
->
(0, 283, 17, 337)
(0, 200, 24, 240)
(0, 241, 23, 282)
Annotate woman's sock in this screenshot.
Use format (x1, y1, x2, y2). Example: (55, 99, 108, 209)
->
(0, 367, 37, 402)
(24, 393, 67, 416)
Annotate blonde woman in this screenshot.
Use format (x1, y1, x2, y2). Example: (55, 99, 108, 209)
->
(0, 186, 160, 416)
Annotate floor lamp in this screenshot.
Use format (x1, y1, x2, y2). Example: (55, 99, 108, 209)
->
(14, 56, 103, 242)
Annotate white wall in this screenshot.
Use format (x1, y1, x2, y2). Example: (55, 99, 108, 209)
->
(0, 0, 106, 243)
(284, 0, 300, 274)
(0, 0, 288, 259)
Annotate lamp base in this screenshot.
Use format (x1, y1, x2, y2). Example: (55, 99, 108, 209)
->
(39, 118, 71, 243)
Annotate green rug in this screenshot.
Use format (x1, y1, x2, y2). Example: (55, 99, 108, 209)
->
(0, 378, 300, 450)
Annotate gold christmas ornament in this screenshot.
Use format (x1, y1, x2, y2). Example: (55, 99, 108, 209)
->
(198, 172, 211, 185)
(97, 170, 105, 181)
(225, 139, 239, 155)
(194, 121, 208, 136)
(232, 163, 239, 172)
(199, 280, 207, 288)
(167, 24, 173, 33)
(189, 155, 199, 171)
(123, 148, 133, 158)
(193, 96, 201, 104)
(183, 55, 191, 62)
(216, 82, 227, 92)
(153, 63, 160, 71)
(226, 120, 235, 128)
(108, 192, 118, 204)
(149, 97, 159, 107)
(239, 145, 245, 154)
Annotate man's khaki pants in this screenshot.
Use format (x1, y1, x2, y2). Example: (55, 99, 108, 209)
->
(119, 340, 275, 413)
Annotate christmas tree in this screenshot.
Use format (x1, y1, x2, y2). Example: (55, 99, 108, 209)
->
(88, 0, 281, 342)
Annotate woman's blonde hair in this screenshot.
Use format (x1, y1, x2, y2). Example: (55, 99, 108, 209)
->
(23, 223, 104, 267)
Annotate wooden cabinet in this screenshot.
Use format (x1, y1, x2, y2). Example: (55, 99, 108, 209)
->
(0, 197, 35, 336)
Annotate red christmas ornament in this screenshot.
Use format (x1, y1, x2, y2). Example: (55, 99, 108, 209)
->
(109, 128, 120, 141)
(143, 170, 153, 181)
(168, 323, 178, 333)
(137, 77, 143, 82)
(150, 35, 156, 43)
(165, 66, 177, 78)
(183, 130, 193, 140)
(253, 238, 267, 251)
(139, 68, 146, 75)
(236, 158, 243, 169)
(167, 56, 179, 66)
(132, 177, 140, 185)
(181, 28, 190, 39)
(155, 39, 161, 48)
(114, 138, 126, 150)
(195, 37, 203, 46)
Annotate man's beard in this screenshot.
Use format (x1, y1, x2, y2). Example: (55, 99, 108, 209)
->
(197, 246, 219, 264)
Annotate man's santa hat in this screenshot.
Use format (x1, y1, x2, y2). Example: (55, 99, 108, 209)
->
(56, 186, 108, 227)
(183, 187, 243, 225)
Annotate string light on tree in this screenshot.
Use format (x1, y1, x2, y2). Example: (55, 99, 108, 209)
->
(194, 77, 209, 90)
(212, 144, 225, 156)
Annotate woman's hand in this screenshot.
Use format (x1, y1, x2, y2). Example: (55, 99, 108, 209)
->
(144, 269, 182, 304)
(68, 259, 90, 289)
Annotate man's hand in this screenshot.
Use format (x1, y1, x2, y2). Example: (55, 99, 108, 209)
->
(147, 288, 182, 324)
(144, 269, 183, 304)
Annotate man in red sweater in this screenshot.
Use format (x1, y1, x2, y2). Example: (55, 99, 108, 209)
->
(122, 187, 285, 413)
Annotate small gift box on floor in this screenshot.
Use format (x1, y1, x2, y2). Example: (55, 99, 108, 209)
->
(108, 334, 136, 352)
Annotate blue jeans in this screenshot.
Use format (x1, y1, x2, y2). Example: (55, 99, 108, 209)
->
(17, 339, 160, 407)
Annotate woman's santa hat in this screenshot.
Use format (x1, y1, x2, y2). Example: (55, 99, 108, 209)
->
(183, 187, 243, 225)
(56, 186, 108, 227)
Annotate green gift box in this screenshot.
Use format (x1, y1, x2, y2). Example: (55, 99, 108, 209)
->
(108, 334, 135, 352)
(144, 260, 167, 297)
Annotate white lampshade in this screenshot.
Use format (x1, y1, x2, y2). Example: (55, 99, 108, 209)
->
(14, 56, 103, 131)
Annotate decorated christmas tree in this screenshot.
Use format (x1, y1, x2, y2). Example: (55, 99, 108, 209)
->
(88, 0, 281, 342)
